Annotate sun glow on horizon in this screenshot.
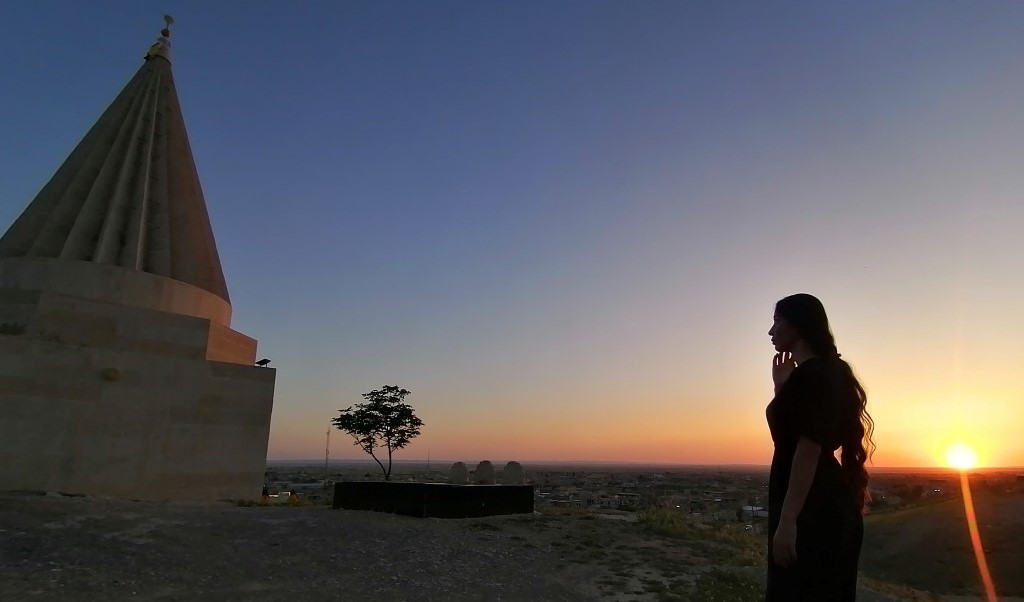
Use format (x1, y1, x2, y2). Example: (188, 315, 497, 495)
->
(946, 442, 979, 471)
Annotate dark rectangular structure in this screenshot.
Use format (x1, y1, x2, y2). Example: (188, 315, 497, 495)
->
(332, 482, 534, 518)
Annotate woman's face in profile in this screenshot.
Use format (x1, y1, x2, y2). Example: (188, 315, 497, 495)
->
(769, 314, 800, 352)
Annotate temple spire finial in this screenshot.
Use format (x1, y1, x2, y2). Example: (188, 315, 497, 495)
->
(0, 11, 230, 302)
(145, 14, 174, 62)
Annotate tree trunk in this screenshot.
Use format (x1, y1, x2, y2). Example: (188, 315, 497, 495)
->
(368, 449, 388, 481)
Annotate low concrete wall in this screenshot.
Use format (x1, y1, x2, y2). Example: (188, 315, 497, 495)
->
(333, 482, 534, 518)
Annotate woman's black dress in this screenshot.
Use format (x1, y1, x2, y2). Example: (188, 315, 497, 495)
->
(766, 357, 863, 601)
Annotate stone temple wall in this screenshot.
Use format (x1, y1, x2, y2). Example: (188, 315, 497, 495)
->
(0, 265, 275, 500)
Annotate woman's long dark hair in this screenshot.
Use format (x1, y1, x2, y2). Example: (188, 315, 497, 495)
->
(775, 293, 875, 512)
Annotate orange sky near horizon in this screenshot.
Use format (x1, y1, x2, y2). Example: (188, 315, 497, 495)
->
(267, 269, 1024, 468)
(269, 336, 1024, 469)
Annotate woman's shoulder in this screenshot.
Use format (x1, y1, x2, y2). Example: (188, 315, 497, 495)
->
(792, 357, 831, 387)
(796, 356, 828, 372)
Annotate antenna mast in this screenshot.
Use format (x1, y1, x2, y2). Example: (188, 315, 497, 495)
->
(323, 426, 330, 479)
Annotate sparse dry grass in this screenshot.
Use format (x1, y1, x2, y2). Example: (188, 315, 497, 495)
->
(687, 569, 764, 602)
(859, 576, 938, 601)
(637, 507, 766, 567)
(232, 497, 309, 507)
(861, 492, 1024, 596)
(537, 505, 604, 518)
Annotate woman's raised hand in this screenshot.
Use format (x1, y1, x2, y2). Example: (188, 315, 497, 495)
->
(772, 352, 795, 391)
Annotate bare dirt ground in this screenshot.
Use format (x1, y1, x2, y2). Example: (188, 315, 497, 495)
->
(0, 492, 962, 601)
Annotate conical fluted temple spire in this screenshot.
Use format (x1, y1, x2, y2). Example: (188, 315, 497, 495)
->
(0, 20, 229, 302)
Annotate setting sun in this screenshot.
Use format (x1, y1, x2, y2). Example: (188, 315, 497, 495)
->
(946, 442, 979, 470)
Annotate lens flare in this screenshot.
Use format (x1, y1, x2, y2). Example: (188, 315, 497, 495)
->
(959, 472, 998, 601)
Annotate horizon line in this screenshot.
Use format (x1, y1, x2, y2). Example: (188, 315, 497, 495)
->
(266, 458, 1024, 471)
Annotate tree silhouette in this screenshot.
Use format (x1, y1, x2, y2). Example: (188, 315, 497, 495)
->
(332, 385, 423, 481)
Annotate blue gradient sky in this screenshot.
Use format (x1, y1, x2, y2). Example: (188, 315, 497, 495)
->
(2, 2, 1023, 466)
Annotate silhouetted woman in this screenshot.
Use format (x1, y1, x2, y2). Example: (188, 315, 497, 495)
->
(765, 293, 874, 601)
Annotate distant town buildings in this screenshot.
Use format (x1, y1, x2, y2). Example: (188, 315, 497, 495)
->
(269, 462, 1023, 531)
